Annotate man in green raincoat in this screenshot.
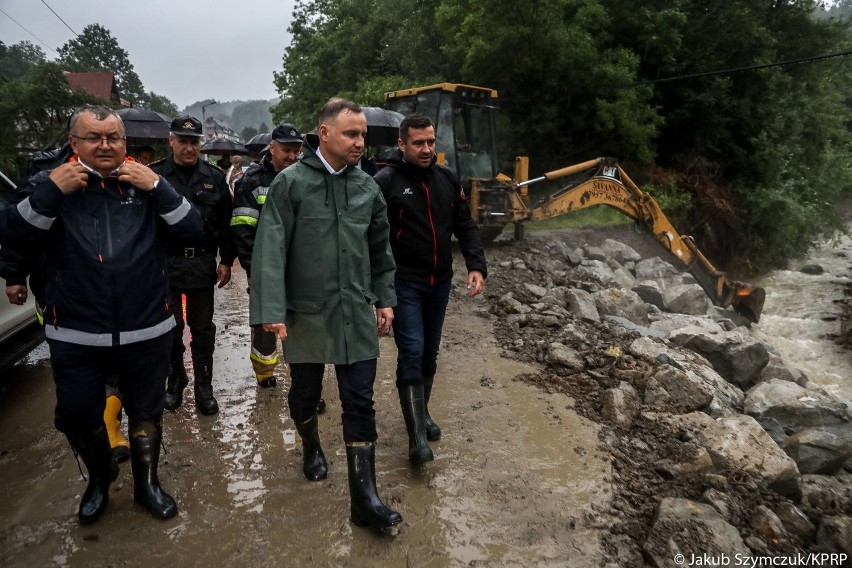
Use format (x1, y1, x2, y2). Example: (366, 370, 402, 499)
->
(249, 98, 401, 529)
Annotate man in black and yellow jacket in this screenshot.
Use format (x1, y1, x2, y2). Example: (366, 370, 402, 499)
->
(150, 115, 236, 416)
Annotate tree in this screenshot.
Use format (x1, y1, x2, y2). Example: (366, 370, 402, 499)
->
(0, 41, 47, 81)
(0, 59, 97, 175)
(145, 91, 178, 117)
(436, 0, 660, 170)
(272, 0, 448, 129)
(57, 24, 146, 104)
(601, 0, 852, 268)
(271, 0, 852, 270)
(56, 24, 178, 113)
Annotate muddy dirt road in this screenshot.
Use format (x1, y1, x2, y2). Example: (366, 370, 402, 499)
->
(0, 262, 612, 567)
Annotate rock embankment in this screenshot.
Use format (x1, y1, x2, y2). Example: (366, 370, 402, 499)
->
(483, 231, 852, 566)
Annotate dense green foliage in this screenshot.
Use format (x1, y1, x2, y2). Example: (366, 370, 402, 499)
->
(272, 0, 852, 271)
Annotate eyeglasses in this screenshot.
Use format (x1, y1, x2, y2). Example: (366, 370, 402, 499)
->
(71, 134, 126, 147)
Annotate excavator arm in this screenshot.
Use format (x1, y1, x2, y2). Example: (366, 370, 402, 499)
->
(486, 157, 765, 322)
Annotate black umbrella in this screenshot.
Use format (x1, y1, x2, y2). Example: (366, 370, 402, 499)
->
(245, 132, 271, 154)
(116, 107, 171, 143)
(200, 138, 248, 155)
(361, 107, 404, 146)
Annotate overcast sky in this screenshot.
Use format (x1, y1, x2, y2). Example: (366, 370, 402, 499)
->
(0, 0, 297, 109)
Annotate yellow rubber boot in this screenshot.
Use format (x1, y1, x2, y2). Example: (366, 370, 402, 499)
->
(104, 395, 130, 463)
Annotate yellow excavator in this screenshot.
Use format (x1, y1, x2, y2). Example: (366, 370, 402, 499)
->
(384, 83, 765, 323)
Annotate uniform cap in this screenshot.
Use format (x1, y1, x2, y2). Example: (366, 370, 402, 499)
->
(170, 115, 204, 137)
(271, 123, 303, 144)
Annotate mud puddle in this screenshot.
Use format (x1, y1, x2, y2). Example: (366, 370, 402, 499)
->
(0, 263, 611, 567)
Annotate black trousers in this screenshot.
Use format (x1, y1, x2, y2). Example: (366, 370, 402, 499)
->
(289, 360, 378, 443)
(47, 332, 171, 435)
(170, 286, 215, 362)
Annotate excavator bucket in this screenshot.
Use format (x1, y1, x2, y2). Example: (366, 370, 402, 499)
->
(730, 284, 766, 324)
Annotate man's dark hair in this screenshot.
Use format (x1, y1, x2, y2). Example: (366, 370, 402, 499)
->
(399, 113, 434, 142)
(69, 104, 124, 136)
(316, 97, 362, 130)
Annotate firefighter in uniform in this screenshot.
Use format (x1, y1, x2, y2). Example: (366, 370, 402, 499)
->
(231, 124, 303, 388)
(150, 115, 237, 415)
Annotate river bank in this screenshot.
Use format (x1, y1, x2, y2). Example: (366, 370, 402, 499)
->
(485, 225, 852, 564)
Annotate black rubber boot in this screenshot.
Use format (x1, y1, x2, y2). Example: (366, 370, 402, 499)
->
(164, 360, 189, 411)
(193, 358, 219, 415)
(295, 414, 328, 481)
(316, 398, 327, 414)
(398, 384, 434, 465)
(346, 442, 402, 529)
(129, 419, 178, 520)
(67, 425, 118, 524)
(422, 376, 442, 441)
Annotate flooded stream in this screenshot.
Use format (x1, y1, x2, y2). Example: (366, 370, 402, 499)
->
(749, 231, 852, 401)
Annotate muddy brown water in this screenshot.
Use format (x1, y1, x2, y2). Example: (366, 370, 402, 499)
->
(0, 262, 611, 567)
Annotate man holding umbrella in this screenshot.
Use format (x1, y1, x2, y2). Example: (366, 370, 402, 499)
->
(150, 115, 237, 415)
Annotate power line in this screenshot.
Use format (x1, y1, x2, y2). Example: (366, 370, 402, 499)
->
(632, 49, 852, 87)
(0, 7, 58, 56)
(39, 0, 77, 37)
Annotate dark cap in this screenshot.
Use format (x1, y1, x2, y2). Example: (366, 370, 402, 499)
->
(271, 123, 303, 144)
(170, 115, 204, 137)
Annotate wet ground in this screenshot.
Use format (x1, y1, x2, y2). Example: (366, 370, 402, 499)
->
(0, 263, 612, 567)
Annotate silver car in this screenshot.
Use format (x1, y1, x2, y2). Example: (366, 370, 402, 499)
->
(0, 170, 45, 372)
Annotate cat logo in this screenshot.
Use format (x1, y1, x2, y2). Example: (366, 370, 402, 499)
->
(602, 166, 617, 179)
(403, 187, 413, 195)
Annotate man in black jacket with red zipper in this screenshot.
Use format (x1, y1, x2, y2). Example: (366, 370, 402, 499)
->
(150, 115, 237, 416)
(374, 113, 487, 466)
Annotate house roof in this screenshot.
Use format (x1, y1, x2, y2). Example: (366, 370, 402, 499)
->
(64, 71, 122, 104)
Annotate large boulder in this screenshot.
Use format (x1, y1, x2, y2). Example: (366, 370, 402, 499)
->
(800, 474, 852, 520)
(634, 257, 680, 280)
(547, 342, 585, 372)
(600, 238, 642, 264)
(642, 498, 752, 567)
(643, 365, 714, 414)
(571, 259, 618, 288)
(814, 516, 852, 554)
(645, 412, 801, 499)
(759, 352, 808, 386)
(669, 327, 770, 389)
(662, 283, 712, 316)
(593, 288, 649, 326)
(601, 382, 642, 429)
(744, 380, 852, 433)
(564, 288, 601, 323)
(781, 428, 852, 475)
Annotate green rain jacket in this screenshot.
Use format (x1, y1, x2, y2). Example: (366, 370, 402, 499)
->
(248, 144, 396, 364)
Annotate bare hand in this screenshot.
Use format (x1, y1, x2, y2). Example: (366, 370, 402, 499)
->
(376, 307, 393, 334)
(116, 160, 160, 191)
(262, 322, 287, 340)
(5, 285, 27, 305)
(216, 264, 231, 288)
(467, 270, 485, 297)
(48, 162, 88, 194)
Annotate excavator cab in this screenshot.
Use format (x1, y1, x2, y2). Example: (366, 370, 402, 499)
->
(385, 83, 500, 181)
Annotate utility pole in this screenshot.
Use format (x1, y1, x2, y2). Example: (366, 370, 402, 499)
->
(201, 100, 218, 141)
